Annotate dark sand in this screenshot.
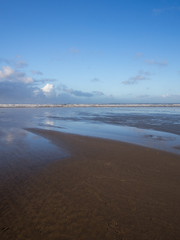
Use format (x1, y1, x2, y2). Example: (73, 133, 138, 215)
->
(1, 129, 180, 240)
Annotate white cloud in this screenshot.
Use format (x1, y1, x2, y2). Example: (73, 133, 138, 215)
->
(69, 48, 80, 54)
(145, 59, 168, 67)
(41, 83, 54, 96)
(122, 70, 151, 85)
(33, 89, 40, 96)
(0, 66, 13, 78)
(135, 52, 144, 58)
(58, 83, 105, 98)
(0, 56, 28, 68)
(35, 78, 56, 83)
(0, 66, 33, 83)
(15, 60, 28, 68)
(134, 53, 168, 67)
(31, 70, 43, 75)
(91, 78, 101, 82)
(161, 93, 180, 101)
(162, 94, 170, 98)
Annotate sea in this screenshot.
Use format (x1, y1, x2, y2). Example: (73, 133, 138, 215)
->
(0, 104, 180, 168)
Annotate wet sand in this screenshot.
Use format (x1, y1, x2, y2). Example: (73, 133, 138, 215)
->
(1, 128, 180, 240)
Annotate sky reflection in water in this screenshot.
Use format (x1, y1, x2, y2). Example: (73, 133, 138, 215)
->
(0, 126, 69, 170)
(0, 107, 180, 165)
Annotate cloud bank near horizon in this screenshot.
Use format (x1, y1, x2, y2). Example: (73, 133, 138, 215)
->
(0, 54, 179, 104)
(0, 62, 108, 104)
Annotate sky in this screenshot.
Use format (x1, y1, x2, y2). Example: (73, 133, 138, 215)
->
(0, 0, 180, 104)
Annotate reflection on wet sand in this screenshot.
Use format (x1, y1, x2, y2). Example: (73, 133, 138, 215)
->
(0, 107, 180, 239)
(0, 128, 69, 171)
(1, 129, 180, 240)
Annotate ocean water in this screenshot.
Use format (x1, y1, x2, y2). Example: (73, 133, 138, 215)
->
(0, 106, 180, 161)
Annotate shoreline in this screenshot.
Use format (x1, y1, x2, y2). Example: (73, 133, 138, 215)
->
(29, 128, 180, 156)
(1, 129, 180, 239)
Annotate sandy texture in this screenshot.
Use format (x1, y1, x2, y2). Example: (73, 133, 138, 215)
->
(1, 128, 180, 240)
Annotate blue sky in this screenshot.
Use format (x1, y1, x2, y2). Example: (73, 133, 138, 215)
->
(0, 0, 180, 103)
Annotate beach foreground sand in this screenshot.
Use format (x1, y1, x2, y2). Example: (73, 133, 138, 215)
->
(1, 129, 180, 240)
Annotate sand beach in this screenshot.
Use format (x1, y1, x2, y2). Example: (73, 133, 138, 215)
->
(1, 128, 180, 239)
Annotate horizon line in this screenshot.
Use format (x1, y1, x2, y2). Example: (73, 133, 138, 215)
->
(0, 103, 180, 108)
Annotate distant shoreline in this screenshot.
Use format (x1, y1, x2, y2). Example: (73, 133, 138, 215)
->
(0, 103, 180, 108)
